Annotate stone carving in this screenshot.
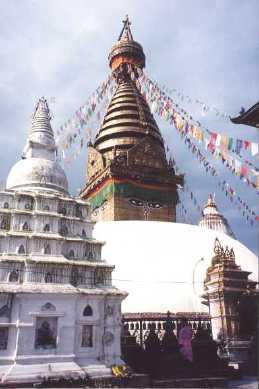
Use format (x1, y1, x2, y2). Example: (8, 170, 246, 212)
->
(105, 305, 114, 317)
(87, 146, 104, 181)
(81, 325, 93, 347)
(35, 318, 57, 349)
(83, 305, 93, 317)
(0, 327, 8, 350)
(127, 137, 167, 170)
(9, 270, 19, 282)
(0, 305, 10, 318)
(41, 302, 56, 312)
(103, 331, 114, 345)
(213, 238, 236, 263)
(94, 269, 106, 285)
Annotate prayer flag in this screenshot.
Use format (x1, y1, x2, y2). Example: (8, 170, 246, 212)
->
(251, 143, 259, 157)
(235, 139, 243, 154)
(228, 138, 233, 150)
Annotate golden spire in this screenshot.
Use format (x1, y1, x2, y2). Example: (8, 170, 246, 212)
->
(118, 15, 133, 41)
(81, 17, 183, 223)
(108, 16, 145, 72)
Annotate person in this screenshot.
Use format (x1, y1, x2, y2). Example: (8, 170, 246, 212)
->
(216, 328, 225, 358)
(178, 318, 193, 362)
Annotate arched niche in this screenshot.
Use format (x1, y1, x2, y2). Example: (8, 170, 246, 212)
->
(43, 224, 50, 232)
(83, 305, 93, 317)
(41, 302, 56, 311)
(9, 270, 19, 282)
(18, 245, 25, 254)
(44, 244, 51, 255)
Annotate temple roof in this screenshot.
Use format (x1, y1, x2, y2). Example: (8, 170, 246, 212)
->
(230, 102, 259, 128)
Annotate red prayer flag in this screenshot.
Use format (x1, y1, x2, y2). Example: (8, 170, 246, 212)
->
(244, 140, 251, 150)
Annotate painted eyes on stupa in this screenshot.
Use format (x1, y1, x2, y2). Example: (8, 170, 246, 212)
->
(149, 202, 162, 209)
(129, 199, 143, 207)
(129, 198, 162, 209)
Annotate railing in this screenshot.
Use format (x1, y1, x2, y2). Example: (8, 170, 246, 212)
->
(122, 311, 211, 347)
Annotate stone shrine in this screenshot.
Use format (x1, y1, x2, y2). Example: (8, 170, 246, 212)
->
(203, 237, 258, 367)
(0, 98, 126, 385)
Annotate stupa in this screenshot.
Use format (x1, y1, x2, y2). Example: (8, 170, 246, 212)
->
(80, 15, 183, 222)
(0, 98, 126, 385)
(81, 18, 258, 349)
(199, 194, 236, 238)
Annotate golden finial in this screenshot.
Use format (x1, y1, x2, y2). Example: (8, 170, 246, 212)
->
(214, 238, 223, 256)
(224, 246, 230, 259)
(123, 15, 131, 28)
(118, 15, 133, 41)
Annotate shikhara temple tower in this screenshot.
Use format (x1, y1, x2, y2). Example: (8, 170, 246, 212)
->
(81, 16, 183, 222)
(199, 194, 236, 238)
(203, 238, 257, 340)
(203, 238, 258, 365)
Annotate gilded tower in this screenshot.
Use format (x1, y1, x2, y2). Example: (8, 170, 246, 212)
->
(80, 17, 183, 221)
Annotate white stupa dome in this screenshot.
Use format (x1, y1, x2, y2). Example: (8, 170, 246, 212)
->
(93, 221, 258, 313)
(6, 157, 68, 194)
(6, 97, 69, 195)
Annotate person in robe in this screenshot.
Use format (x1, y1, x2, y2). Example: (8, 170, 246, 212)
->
(144, 323, 161, 377)
(178, 318, 193, 362)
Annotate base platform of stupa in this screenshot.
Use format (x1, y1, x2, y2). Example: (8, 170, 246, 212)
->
(0, 362, 113, 387)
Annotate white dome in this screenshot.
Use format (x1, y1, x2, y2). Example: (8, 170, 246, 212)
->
(93, 221, 258, 313)
(6, 157, 68, 194)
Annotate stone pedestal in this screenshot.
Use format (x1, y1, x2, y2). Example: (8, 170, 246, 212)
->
(226, 340, 251, 367)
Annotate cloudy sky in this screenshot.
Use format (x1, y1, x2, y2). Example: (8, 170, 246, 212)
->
(0, 0, 258, 253)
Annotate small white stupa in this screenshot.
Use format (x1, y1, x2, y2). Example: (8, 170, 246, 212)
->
(198, 194, 236, 238)
(0, 98, 126, 385)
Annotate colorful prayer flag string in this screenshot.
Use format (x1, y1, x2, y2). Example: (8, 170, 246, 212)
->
(56, 75, 115, 164)
(146, 75, 259, 163)
(138, 74, 259, 193)
(160, 84, 231, 121)
(151, 91, 258, 226)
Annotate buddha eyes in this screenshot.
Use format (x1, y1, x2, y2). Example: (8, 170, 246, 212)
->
(129, 198, 162, 208)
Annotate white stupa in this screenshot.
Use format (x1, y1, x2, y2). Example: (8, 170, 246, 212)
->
(93, 221, 258, 314)
(0, 98, 126, 385)
(198, 194, 236, 238)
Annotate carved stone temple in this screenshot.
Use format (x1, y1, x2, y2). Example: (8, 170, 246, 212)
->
(80, 16, 183, 222)
(0, 98, 126, 384)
